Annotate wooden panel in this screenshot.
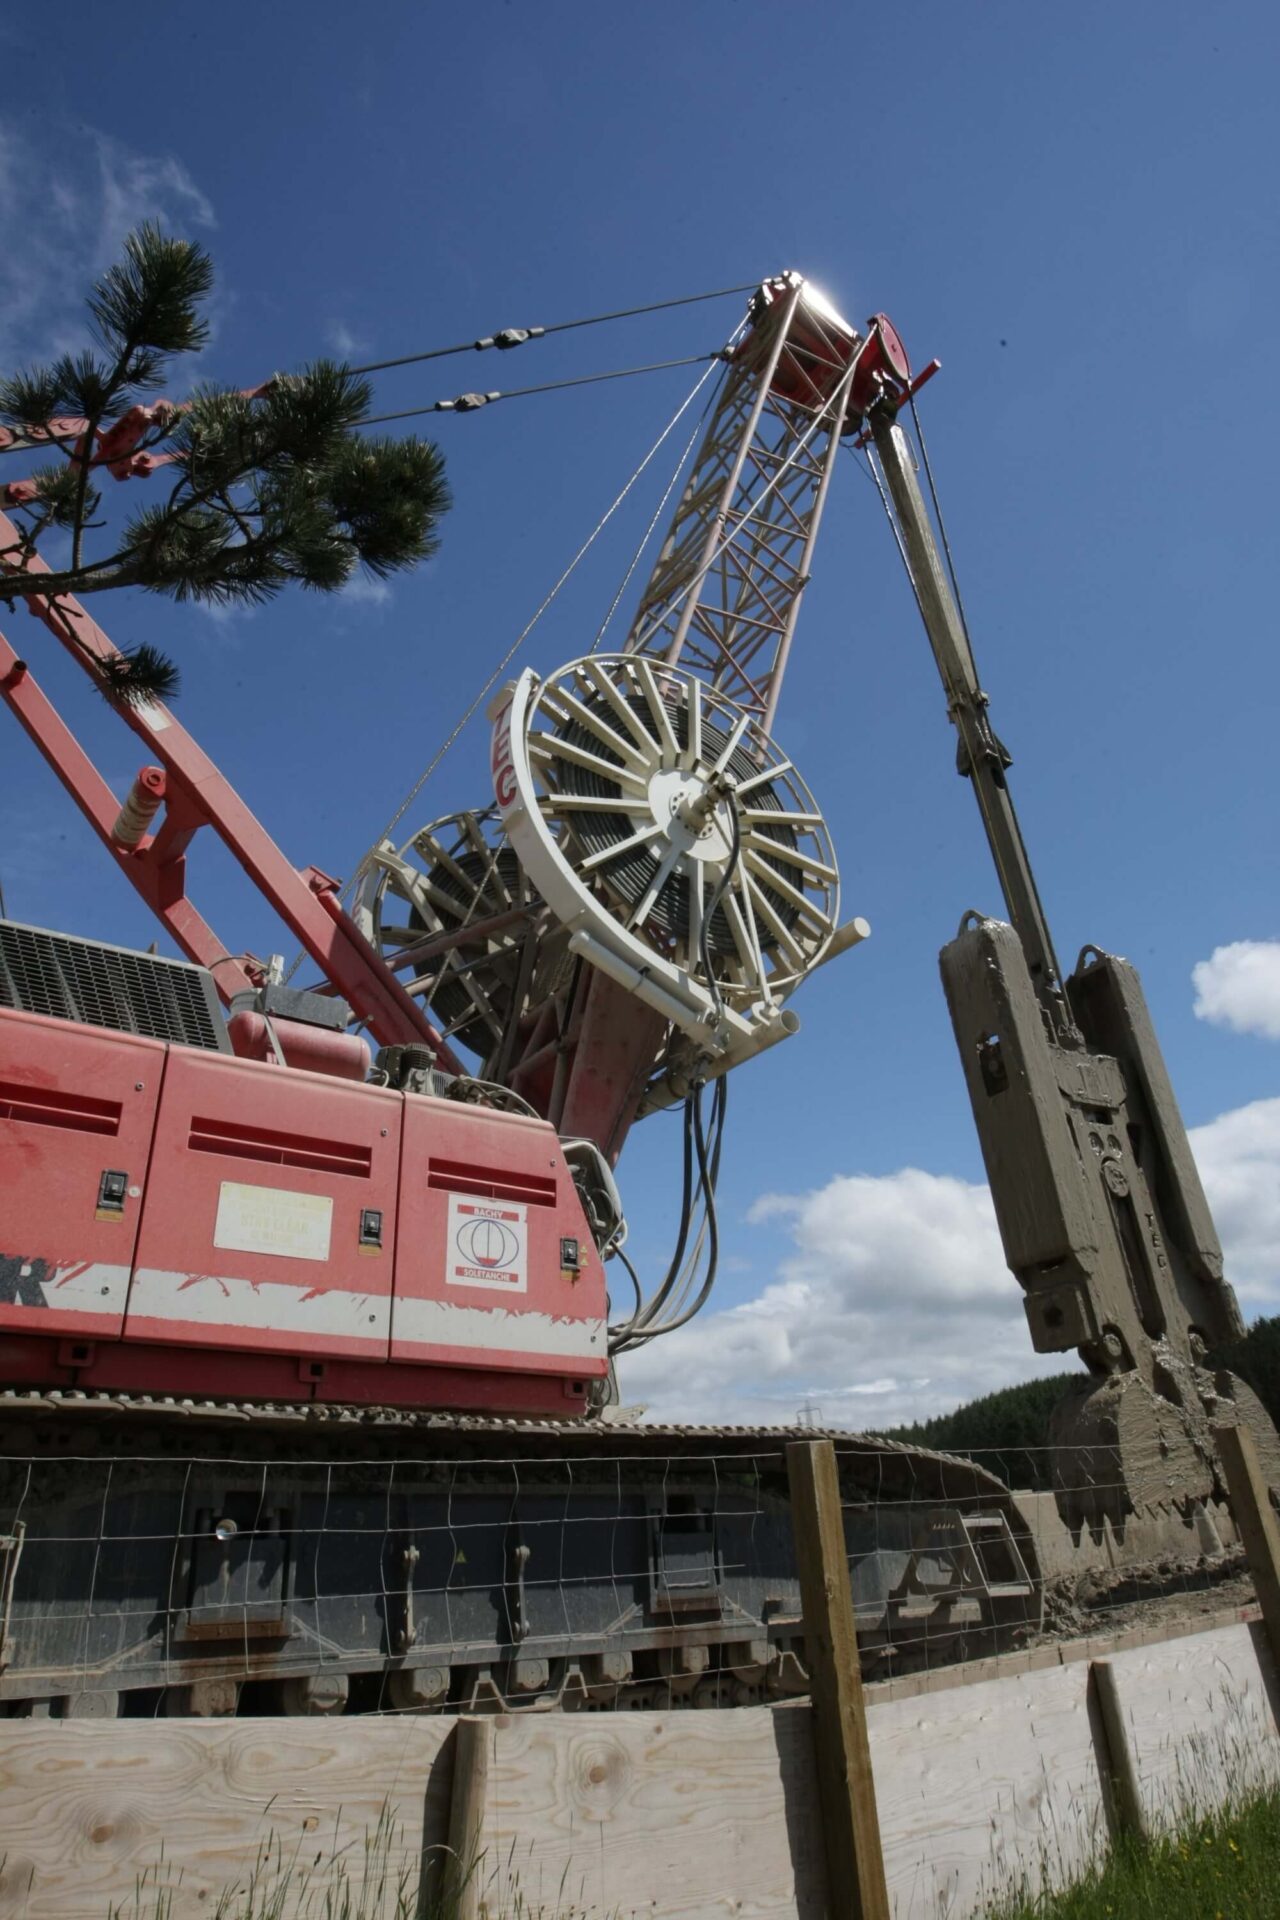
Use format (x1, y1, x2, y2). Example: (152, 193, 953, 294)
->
(0, 1716, 452, 1919)
(870, 1660, 1105, 1917)
(484, 1707, 827, 1919)
(0, 1618, 1275, 1920)
(1105, 1620, 1280, 1829)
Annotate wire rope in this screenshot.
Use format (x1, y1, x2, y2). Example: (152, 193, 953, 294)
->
(859, 437, 918, 589)
(907, 389, 982, 684)
(626, 342, 866, 661)
(358, 358, 730, 860)
(589, 360, 725, 653)
(361, 352, 718, 426)
(346, 280, 761, 376)
(849, 400, 980, 685)
(279, 357, 731, 987)
(0, 282, 759, 458)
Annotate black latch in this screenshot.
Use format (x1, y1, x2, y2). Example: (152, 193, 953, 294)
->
(359, 1208, 384, 1249)
(560, 1236, 581, 1274)
(97, 1169, 129, 1212)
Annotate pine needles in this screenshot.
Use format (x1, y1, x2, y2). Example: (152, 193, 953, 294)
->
(0, 224, 450, 703)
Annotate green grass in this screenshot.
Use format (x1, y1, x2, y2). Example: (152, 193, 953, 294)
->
(106, 1807, 418, 1920)
(106, 1809, 612, 1919)
(981, 1786, 1280, 1920)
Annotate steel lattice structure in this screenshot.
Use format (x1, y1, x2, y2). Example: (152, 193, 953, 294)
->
(624, 273, 861, 735)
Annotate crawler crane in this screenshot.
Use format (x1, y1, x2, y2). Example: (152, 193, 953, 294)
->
(0, 274, 1272, 1718)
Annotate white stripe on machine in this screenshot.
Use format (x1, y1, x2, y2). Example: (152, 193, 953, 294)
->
(393, 1295, 603, 1361)
(125, 1272, 600, 1362)
(18, 1261, 131, 1311)
(128, 1267, 389, 1340)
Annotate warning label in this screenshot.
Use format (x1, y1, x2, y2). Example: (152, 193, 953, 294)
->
(446, 1193, 528, 1293)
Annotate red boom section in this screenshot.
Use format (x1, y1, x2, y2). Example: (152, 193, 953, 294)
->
(0, 512, 461, 1066)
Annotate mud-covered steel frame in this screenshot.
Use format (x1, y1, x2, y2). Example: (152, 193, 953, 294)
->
(0, 514, 461, 1066)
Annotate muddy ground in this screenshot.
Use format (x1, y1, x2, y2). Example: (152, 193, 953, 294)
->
(1040, 1548, 1258, 1646)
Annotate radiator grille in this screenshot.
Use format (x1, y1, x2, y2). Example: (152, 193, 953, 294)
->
(0, 920, 229, 1052)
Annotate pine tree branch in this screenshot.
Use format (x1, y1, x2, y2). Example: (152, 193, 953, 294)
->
(2, 558, 145, 600)
(3, 230, 449, 677)
(67, 339, 132, 572)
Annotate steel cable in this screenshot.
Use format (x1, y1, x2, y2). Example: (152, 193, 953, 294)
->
(626, 341, 867, 660)
(590, 358, 726, 652)
(362, 352, 720, 426)
(346, 280, 762, 377)
(282, 358, 728, 981)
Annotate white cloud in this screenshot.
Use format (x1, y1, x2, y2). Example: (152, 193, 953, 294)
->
(0, 118, 215, 370)
(340, 571, 393, 608)
(325, 321, 369, 358)
(196, 565, 391, 626)
(620, 1166, 1067, 1431)
(193, 599, 255, 631)
(1188, 1097, 1280, 1311)
(619, 1098, 1280, 1429)
(93, 133, 215, 265)
(1193, 941, 1280, 1041)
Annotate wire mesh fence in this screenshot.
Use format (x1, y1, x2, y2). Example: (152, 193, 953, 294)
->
(0, 1428, 1259, 1720)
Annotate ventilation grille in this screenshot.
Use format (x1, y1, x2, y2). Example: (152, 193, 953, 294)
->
(0, 920, 229, 1052)
(428, 1158, 557, 1208)
(189, 1115, 370, 1178)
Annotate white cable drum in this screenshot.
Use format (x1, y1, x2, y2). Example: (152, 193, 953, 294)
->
(492, 653, 839, 1058)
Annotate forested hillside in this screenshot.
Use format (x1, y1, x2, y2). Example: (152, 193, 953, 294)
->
(876, 1316, 1280, 1489)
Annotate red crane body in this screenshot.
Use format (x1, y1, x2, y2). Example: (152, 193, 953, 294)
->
(0, 531, 607, 1416)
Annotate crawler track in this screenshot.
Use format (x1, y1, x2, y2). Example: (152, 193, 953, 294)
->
(0, 1392, 1042, 1717)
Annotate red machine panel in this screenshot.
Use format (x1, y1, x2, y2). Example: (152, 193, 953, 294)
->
(392, 1096, 608, 1380)
(125, 1048, 402, 1361)
(0, 1007, 165, 1340)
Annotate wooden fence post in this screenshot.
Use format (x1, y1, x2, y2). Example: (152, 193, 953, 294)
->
(787, 1439, 890, 1920)
(1088, 1659, 1146, 1841)
(440, 1716, 490, 1920)
(1215, 1423, 1280, 1681)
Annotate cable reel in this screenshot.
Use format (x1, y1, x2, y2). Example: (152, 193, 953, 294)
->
(491, 652, 841, 1070)
(354, 807, 538, 1060)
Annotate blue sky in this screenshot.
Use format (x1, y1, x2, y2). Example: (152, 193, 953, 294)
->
(2, 2, 1277, 1424)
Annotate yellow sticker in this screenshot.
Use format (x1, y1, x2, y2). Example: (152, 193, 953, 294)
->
(213, 1181, 333, 1263)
